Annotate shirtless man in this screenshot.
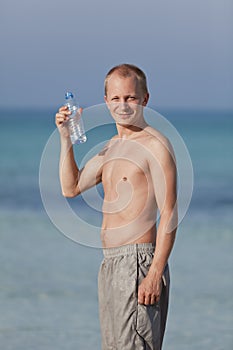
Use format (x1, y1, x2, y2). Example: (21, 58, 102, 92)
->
(55, 64, 177, 350)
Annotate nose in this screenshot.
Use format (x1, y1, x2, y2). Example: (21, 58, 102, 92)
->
(118, 99, 130, 111)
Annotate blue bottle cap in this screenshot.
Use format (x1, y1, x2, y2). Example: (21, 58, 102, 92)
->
(65, 92, 74, 99)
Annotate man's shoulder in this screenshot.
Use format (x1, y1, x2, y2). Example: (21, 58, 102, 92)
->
(142, 127, 176, 168)
(143, 126, 172, 152)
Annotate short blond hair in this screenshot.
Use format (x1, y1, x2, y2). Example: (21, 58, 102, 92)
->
(104, 63, 149, 96)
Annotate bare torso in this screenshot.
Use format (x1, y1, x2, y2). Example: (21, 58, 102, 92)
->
(101, 127, 161, 247)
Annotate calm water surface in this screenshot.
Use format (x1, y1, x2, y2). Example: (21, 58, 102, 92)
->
(0, 109, 232, 349)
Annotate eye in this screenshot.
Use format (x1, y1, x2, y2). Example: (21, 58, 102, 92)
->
(111, 97, 119, 101)
(128, 96, 136, 101)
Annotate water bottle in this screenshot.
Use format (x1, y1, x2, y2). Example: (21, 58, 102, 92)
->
(65, 92, 87, 144)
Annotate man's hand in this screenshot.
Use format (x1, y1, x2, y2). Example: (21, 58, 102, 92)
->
(55, 106, 71, 139)
(138, 273, 162, 305)
(55, 106, 83, 140)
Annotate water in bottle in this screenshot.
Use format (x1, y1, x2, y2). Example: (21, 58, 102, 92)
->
(65, 92, 87, 144)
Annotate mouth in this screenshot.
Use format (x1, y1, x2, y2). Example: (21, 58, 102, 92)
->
(117, 113, 133, 119)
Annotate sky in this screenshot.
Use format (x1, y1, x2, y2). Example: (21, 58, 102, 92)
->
(0, 0, 232, 110)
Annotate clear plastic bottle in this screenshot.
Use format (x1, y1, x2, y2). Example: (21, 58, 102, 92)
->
(65, 92, 87, 144)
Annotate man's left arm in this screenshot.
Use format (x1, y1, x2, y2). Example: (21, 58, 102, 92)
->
(138, 137, 178, 305)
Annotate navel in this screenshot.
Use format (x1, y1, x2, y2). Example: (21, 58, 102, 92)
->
(122, 176, 127, 181)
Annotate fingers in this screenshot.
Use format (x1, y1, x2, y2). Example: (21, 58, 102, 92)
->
(138, 287, 161, 305)
(150, 294, 158, 305)
(144, 295, 152, 305)
(55, 106, 83, 126)
(54, 105, 83, 140)
(138, 291, 145, 305)
(138, 295, 159, 305)
(55, 106, 71, 127)
(146, 295, 160, 305)
(58, 105, 71, 118)
(58, 105, 82, 114)
(59, 105, 69, 112)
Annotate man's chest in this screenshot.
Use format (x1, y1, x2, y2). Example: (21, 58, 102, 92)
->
(101, 140, 149, 188)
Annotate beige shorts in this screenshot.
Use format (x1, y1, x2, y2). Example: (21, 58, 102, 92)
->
(98, 243, 170, 350)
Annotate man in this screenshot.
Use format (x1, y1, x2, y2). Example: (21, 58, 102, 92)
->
(55, 64, 177, 350)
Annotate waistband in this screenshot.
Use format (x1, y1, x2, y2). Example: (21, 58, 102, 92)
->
(102, 242, 155, 258)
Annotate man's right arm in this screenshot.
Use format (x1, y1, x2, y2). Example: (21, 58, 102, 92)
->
(55, 106, 103, 197)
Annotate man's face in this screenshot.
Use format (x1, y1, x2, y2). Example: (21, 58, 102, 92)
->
(104, 73, 149, 126)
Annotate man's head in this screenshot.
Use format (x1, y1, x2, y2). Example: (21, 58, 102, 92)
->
(104, 64, 149, 97)
(104, 64, 149, 126)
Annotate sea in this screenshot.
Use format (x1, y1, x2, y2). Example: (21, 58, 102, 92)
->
(0, 107, 232, 350)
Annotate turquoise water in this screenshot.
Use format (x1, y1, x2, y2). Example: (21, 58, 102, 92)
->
(0, 108, 232, 349)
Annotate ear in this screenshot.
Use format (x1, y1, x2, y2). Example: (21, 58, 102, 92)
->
(104, 95, 110, 109)
(142, 93, 149, 106)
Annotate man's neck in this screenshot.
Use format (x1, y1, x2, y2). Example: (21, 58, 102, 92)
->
(116, 119, 148, 139)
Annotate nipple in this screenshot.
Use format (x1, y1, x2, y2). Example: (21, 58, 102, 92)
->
(122, 177, 127, 181)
